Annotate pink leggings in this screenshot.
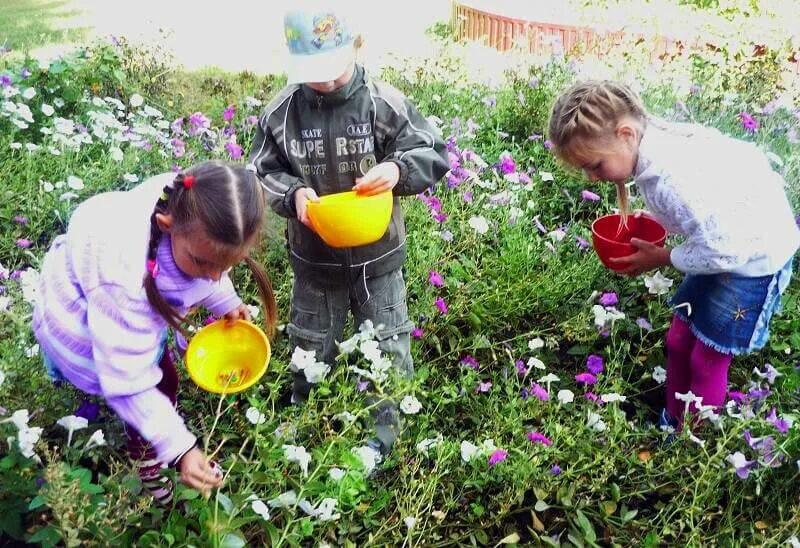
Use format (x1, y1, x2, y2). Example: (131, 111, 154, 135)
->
(664, 316, 732, 423)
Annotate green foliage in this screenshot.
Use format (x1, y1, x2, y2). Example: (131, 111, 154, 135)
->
(1, 15, 800, 546)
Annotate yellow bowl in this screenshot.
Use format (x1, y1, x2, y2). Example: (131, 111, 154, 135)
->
(185, 320, 270, 394)
(306, 190, 393, 248)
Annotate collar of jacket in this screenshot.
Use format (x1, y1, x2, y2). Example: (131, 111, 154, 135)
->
(300, 64, 366, 107)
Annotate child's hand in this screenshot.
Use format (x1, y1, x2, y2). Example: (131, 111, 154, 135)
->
(223, 304, 251, 326)
(353, 162, 400, 196)
(294, 187, 320, 228)
(611, 239, 672, 276)
(178, 447, 223, 497)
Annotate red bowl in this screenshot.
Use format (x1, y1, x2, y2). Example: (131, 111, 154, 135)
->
(591, 213, 667, 272)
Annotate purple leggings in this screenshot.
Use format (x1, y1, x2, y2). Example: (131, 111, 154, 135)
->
(664, 316, 732, 423)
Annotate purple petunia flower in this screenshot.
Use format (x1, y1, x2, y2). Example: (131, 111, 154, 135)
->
(728, 391, 747, 404)
(477, 381, 492, 393)
(246, 115, 259, 125)
(515, 359, 527, 376)
(575, 372, 598, 385)
(636, 317, 652, 330)
(223, 104, 235, 122)
(766, 407, 789, 434)
(434, 297, 448, 314)
(543, 140, 553, 150)
(13, 215, 28, 224)
(531, 383, 550, 401)
(16, 238, 31, 248)
(20, 67, 31, 79)
(498, 152, 516, 175)
(586, 355, 604, 375)
(520, 387, 530, 399)
(482, 96, 497, 109)
(224, 141, 243, 160)
(739, 112, 759, 134)
(527, 431, 553, 446)
(488, 449, 507, 467)
(357, 379, 369, 392)
(550, 464, 562, 475)
(0, 74, 11, 87)
(432, 212, 448, 224)
(748, 387, 771, 400)
(461, 355, 479, 370)
(599, 292, 618, 306)
(463, 191, 473, 203)
(581, 190, 600, 202)
(411, 327, 424, 338)
(576, 236, 590, 250)
(428, 271, 444, 287)
(584, 391, 604, 405)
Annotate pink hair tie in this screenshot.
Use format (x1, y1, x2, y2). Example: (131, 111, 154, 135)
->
(146, 259, 160, 278)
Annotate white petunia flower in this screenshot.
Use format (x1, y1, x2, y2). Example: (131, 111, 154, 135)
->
(539, 171, 554, 182)
(557, 389, 575, 405)
(528, 337, 545, 351)
(17, 426, 43, 459)
(416, 433, 444, 456)
(84, 429, 106, 449)
(5, 409, 30, 430)
(245, 407, 267, 425)
(0, 296, 10, 313)
(22, 87, 36, 100)
(251, 499, 270, 520)
(404, 516, 417, 530)
(468, 215, 490, 235)
(129, 93, 144, 107)
(41, 103, 54, 116)
(24, 343, 40, 358)
(268, 490, 298, 508)
(399, 395, 422, 415)
(601, 393, 626, 403)
(352, 445, 382, 475)
(527, 357, 545, 370)
(282, 444, 311, 477)
(460, 440, 480, 463)
(587, 411, 607, 432)
(123, 173, 139, 183)
(57, 415, 89, 447)
(652, 366, 667, 384)
(66, 175, 84, 190)
(329, 467, 346, 482)
(592, 305, 626, 330)
(644, 271, 673, 295)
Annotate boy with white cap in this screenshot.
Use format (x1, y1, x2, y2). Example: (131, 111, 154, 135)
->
(248, 3, 449, 454)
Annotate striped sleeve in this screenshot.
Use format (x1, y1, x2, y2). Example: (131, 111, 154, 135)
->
(85, 285, 196, 464)
(199, 272, 243, 317)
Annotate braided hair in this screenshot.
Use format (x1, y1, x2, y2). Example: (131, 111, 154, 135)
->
(548, 80, 648, 221)
(143, 161, 277, 336)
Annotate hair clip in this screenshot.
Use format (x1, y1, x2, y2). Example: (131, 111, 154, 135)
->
(183, 175, 195, 189)
(146, 259, 160, 278)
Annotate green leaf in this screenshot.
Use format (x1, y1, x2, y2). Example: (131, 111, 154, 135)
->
(179, 488, 200, 501)
(498, 532, 520, 544)
(575, 510, 596, 543)
(216, 492, 234, 514)
(474, 529, 489, 545)
(28, 495, 46, 510)
(27, 525, 61, 547)
(622, 509, 638, 523)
